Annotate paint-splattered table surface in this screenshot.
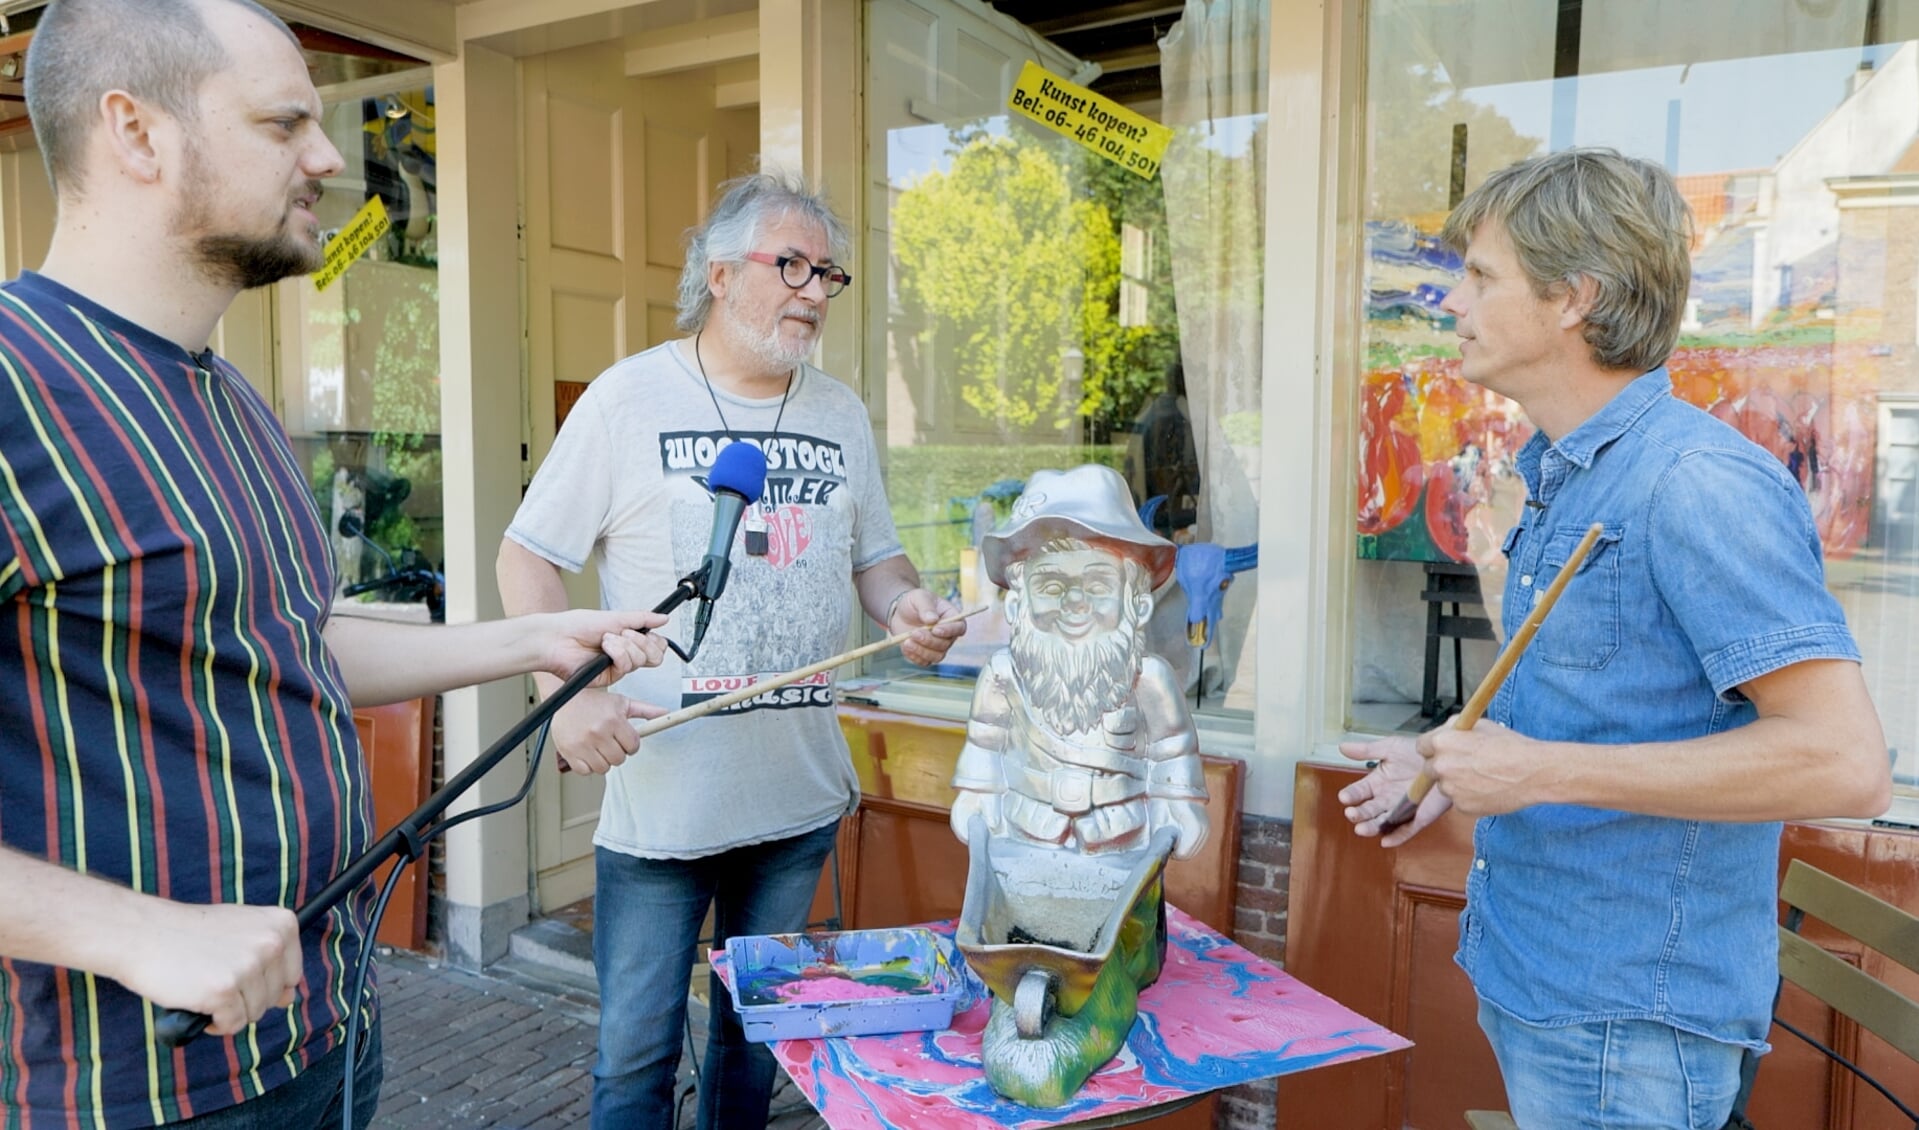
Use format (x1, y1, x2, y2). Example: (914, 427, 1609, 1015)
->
(712, 907, 1411, 1129)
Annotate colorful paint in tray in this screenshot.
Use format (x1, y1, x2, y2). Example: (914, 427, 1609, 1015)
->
(722, 927, 970, 1041)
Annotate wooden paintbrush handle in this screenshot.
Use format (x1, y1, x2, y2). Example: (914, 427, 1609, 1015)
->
(629, 608, 982, 739)
(1378, 522, 1604, 831)
(553, 607, 985, 769)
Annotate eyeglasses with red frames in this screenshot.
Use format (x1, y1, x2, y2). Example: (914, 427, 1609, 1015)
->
(743, 252, 852, 298)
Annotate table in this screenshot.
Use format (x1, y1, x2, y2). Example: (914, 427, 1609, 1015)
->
(713, 906, 1411, 1129)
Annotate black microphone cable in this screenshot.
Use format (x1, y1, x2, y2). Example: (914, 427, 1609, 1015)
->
(329, 599, 727, 1129)
(334, 709, 575, 1130)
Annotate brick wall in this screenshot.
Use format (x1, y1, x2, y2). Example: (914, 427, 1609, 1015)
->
(1219, 813, 1292, 1130)
(423, 695, 447, 956)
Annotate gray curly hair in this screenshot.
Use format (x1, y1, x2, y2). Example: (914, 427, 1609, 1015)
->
(1442, 147, 1693, 374)
(675, 172, 851, 332)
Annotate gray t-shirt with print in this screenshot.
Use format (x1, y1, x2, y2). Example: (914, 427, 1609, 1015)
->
(506, 339, 903, 858)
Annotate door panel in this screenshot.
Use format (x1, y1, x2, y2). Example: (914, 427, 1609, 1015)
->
(523, 42, 638, 910)
(522, 36, 760, 912)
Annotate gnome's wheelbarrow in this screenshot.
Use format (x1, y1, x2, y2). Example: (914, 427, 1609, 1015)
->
(955, 818, 1178, 1042)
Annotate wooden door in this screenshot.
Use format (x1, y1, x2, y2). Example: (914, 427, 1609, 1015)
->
(521, 35, 760, 912)
(522, 39, 640, 911)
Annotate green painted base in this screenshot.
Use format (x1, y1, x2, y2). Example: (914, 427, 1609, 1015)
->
(978, 885, 1168, 1107)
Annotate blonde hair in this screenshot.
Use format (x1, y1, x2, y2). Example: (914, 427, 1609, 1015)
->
(1442, 148, 1693, 373)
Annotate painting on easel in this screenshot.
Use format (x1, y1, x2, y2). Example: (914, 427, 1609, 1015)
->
(1356, 218, 1878, 568)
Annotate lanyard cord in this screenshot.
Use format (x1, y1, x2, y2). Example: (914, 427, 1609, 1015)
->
(693, 332, 795, 456)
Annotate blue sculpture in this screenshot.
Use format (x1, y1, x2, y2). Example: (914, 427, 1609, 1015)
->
(1173, 540, 1258, 650)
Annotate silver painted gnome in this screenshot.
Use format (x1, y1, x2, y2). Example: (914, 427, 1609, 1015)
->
(951, 464, 1209, 860)
(950, 464, 1210, 1107)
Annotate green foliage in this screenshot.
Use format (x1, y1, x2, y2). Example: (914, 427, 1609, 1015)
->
(1079, 150, 1182, 435)
(1368, 64, 1542, 221)
(365, 265, 442, 558)
(894, 135, 1103, 429)
(891, 132, 1179, 439)
(883, 444, 1124, 595)
(1676, 319, 1837, 350)
(1220, 411, 1262, 447)
(1365, 339, 1459, 370)
(308, 448, 337, 518)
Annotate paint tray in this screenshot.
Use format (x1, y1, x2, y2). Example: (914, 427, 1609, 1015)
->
(722, 926, 967, 1042)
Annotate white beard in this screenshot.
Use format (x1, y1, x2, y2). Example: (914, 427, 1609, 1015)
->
(1009, 618, 1144, 735)
(721, 294, 819, 370)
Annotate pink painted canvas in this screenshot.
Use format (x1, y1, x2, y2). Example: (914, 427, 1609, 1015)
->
(713, 907, 1411, 1128)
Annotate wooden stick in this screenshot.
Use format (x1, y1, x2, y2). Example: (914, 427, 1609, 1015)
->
(620, 606, 987, 741)
(1376, 523, 1604, 834)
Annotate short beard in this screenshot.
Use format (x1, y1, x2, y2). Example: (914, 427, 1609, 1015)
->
(173, 142, 324, 289)
(721, 294, 819, 371)
(192, 230, 324, 290)
(1010, 616, 1144, 735)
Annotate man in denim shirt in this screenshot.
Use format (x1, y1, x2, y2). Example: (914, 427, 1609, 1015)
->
(1339, 149, 1891, 1129)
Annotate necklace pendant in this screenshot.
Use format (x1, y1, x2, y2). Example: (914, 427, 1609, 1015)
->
(743, 508, 770, 556)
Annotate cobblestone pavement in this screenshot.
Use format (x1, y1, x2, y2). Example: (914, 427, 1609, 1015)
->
(373, 949, 825, 1129)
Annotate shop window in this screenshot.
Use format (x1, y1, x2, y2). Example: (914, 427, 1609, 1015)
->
(860, 0, 1266, 718)
(280, 83, 444, 621)
(1352, 0, 1919, 797)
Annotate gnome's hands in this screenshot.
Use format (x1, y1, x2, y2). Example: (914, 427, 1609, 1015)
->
(1152, 797, 1210, 860)
(950, 789, 1003, 843)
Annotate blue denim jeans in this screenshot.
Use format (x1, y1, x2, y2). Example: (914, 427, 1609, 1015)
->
(168, 1014, 382, 1129)
(591, 821, 838, 1130)
(1478, 998, 1744, 1129)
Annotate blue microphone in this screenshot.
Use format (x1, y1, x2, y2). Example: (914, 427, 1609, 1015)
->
(700, 441, 768, 603)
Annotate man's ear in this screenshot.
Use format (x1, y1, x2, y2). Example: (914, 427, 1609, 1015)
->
(98, 90, 167, 185)
(707, 259, 731, 302)
(1002, 591, 1021, 626)
(1558, 274, 1600, 331)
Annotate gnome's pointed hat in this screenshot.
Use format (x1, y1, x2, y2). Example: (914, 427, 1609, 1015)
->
(981, 465, 1177, 591)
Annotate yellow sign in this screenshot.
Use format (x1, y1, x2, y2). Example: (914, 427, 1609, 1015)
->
(313, 196, 391, 292)
(1006, 60, 1173, 180)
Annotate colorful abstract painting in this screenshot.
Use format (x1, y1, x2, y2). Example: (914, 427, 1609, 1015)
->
(712, 907, 1410, 1128)
(1357, 222, 1877, 564)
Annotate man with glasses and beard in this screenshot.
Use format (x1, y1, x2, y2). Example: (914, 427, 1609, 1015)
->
(950, 465, 1210, 862)
(497, 172, 964, 1129)
(0, 2, 676, 1127)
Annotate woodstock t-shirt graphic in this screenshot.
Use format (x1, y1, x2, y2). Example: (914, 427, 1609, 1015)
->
(659, 428, 855, 716)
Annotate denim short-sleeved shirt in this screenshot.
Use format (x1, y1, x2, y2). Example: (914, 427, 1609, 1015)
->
(1456, 368, 1860, 1049)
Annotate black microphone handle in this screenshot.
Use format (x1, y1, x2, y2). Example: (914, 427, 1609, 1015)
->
(701, 489, 749, 603)
(152, 656, 620, 1047)
(153, 575, 703, 1047)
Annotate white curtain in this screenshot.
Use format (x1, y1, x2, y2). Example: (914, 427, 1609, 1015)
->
(1159, 0, 1268, 706)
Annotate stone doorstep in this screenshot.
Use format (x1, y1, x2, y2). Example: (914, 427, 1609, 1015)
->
(502, 915, 598, 990)
(493, 912, 820, 1128)
(501, 913, 715, 1002)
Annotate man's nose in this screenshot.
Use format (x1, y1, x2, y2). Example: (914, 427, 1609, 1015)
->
(1062, 583, 1088, 610)
(308, 134, 346, 180)
(1438, 284, 1465, 317)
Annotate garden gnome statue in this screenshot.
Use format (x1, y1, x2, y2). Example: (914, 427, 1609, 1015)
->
(950, 464, 1209, 1107)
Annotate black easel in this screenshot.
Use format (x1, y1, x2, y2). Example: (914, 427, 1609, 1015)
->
(1403, 561, 1495, 731)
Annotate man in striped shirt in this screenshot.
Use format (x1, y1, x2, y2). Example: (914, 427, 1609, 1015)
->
(0, 1, 674, 1127)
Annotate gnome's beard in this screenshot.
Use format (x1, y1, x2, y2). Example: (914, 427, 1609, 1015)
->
(1010, 616, 1145, 735)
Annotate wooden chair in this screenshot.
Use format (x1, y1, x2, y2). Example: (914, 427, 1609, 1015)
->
(1735, 859, 1919, 1126)
(1466, 859, 1919, 1129)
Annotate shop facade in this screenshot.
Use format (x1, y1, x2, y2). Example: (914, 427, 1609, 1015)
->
(2, 0, 1916, 1125)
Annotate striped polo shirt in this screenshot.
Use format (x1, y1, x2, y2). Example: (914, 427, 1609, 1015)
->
(0, 272, 372, 1128)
